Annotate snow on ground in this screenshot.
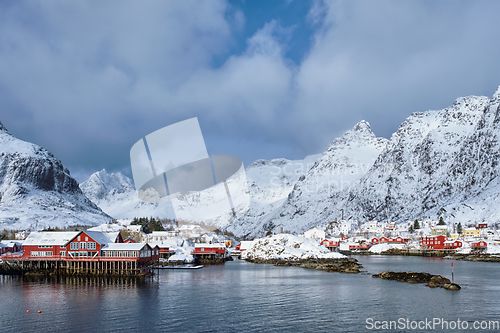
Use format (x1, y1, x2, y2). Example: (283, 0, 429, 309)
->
(368, 243, 405, 253)
(242, 234, 345, 261)
(486, 243, 500, 255)
(168, 246, 194, 263)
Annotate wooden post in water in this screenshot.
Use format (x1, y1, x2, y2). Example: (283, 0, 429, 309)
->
(451, 262, 454, 283)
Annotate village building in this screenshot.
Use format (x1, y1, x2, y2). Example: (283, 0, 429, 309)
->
(477, 223, 488, 229)
(191, 243, 227, 260)
(463, 228, 481, 237)
(443, 240, 462, 249)
(431, 226, 448, 236)
(3, 230, 159, 276)
(320, 239, 339, 251)
(301, 227, 326, 240)
(420, 235, 446, 250)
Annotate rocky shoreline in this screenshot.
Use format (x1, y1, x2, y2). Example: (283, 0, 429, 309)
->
(246, 258, 363, 273)
(372, 271, 461, 290)
(444, 254, 500, 262)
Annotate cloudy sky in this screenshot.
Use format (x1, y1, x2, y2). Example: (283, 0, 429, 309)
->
(1, 0, 500, 183)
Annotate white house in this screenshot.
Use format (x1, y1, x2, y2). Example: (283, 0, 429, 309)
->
(302, 227, 326, 240)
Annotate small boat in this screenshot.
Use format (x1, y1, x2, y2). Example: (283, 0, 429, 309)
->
(158, 264, 204, 270)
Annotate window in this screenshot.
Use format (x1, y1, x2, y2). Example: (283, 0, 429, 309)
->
(60, 251, 66, 257)
(80, 242, 86, 249)
(85, 237, 89, 241)
(70, 242, 78, 250)
(87, 242, 96, 250)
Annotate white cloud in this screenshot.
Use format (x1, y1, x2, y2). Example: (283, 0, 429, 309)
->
(1, 0, 500, 181)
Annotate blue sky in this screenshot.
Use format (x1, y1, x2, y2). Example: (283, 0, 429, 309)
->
(1, 0, 500, 183)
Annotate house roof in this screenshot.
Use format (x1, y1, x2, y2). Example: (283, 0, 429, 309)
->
(83, 231, 112, 245)
(101, 243, 149, 251)
(23, 232, 80, 246)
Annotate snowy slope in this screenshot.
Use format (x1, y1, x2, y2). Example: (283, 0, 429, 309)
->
(0, 121, 111, 231)
(227, 121, 388, 238)
(81, 154, 320, 229)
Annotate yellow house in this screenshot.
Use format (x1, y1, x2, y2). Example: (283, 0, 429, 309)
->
(431, 226, 448, 236)
(463, 228, 481, 237)
(449, 234, 460, 239)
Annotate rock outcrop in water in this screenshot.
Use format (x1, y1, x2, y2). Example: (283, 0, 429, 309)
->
(372, 271, 461, 290)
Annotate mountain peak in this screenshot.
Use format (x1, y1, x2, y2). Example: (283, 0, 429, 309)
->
(353, 120, 371, 133)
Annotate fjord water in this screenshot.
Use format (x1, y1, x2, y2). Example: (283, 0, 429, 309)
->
(1, 256, 499, 332)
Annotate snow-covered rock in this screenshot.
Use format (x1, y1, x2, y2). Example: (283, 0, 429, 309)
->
(242, 234, 345, 261)
(0, 121, 111, 230)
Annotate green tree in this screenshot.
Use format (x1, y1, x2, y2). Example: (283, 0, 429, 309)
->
(413, 219, 420, 230)
(438, 216, 446, 225)
(408, 225, 414, 234)
(457, 222, 463, 234)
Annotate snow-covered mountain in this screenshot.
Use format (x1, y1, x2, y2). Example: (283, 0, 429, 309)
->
(0, 121, 111, 231)
(80, 169, 179, 220)
(80, 86, 500, 239)
(80, 154, 321, 228)
(226, 120, 389, 238)
(233, 88, 500, 238)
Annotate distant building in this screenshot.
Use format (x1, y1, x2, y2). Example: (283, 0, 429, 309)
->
(477, 223, 488, 230)
(444, 240, 462, 249)
(431, 226, 448, 236)
(15, 231, 29, 240)
(463, 228, 481, 237)
(420, 235, 446, 250)
(191, 243, 226, 259)
(320, 239, 339, 251)
(302, 227, 326, 240)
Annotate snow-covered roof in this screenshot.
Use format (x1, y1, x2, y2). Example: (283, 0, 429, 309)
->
(0, 240, 22, 246)
(194, 243, 225, 248)
(433, 226, 448, 229)
(101, 243, 149, 251)
(104, 232, 120, 242)
(83, 231, 112, 245)
(23, 232, 79, 246)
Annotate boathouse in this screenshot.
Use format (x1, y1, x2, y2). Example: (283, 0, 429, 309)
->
(2, 231, 159, 276)
(192, 243, 226, 259)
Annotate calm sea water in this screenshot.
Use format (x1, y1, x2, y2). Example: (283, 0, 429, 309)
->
(1, 256, 499, 332)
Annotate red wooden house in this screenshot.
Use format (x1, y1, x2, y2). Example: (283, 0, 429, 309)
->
(349, 243, 372, 250)
(149, 242, 174, 259)
(192, 243, 227, 259)
(444, 240, 462, 249)
(321, 239, 339, 251)
(124, 238, 136, 243)
(420, 235, 446, 250)
(471, 240, 487, 250)
(378, 236, 389, 243)
(370, 237, 379, 244)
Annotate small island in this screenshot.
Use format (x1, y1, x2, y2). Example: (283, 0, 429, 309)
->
(241, 234, 363, 273)
(372, 271, 461, 290)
